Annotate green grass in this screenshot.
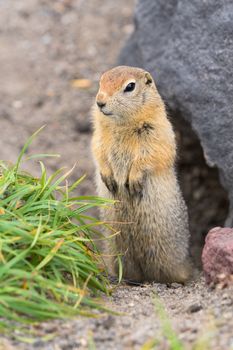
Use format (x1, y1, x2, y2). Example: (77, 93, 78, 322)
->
(0, 127, 114, 334)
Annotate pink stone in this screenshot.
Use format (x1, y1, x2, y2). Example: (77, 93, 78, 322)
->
(202, 227, 233, 284)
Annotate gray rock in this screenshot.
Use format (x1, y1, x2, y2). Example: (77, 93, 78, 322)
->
(119, 0, 233, 224)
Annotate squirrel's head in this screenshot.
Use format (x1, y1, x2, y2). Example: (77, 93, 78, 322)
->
(95, 66, 161, 120)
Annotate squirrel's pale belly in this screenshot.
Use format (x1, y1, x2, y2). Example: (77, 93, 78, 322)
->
(96, 168, 191, 282)
(97, 169, 189, 248)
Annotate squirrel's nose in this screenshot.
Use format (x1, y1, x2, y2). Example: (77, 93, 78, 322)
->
(97, 101, 106, 109)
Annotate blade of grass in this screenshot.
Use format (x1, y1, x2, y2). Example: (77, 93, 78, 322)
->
(15, 125, 46, 174)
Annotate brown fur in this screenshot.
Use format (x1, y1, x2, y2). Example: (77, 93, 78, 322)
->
(92, 66, 193, 283)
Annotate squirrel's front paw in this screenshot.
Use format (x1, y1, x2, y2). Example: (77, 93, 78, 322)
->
(125, 173, 146, 199)
(101, 173, 118, 195)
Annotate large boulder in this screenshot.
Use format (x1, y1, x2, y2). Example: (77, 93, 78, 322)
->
(119, 0, 233, 225)
(202, 227, 233, 284)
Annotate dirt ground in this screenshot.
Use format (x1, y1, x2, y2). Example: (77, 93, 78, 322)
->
(0, 1, 232, 349)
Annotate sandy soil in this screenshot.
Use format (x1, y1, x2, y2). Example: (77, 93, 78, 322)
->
(0, 1, 232, 349)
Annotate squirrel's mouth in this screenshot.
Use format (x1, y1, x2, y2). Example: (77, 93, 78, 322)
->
(102, 111, 113, 116)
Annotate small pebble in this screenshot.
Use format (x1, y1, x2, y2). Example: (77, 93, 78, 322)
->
(12, 100, 23, 109)
(170, 282, 183, 289)
(187, 303, 203, 313)
(102, 315, 115, 330)
(75, 120, 91, 133)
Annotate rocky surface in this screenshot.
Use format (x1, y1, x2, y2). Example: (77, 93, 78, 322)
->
(202, 227, 233, 284)
(3, 278, 233, 350)
(120, 0, 233, 225)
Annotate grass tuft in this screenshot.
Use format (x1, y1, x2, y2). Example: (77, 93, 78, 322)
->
(0, 128, 114, 333)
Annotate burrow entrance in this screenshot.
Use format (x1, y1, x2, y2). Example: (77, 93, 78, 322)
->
(172, 111, 229, 266)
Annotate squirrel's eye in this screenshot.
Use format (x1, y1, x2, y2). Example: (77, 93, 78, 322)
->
(124, 82, 136, 92)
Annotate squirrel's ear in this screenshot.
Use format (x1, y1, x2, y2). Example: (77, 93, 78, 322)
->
(145, 72, 153, 85)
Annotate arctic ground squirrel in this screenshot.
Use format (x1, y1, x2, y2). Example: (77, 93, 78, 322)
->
(92, 65, 193, 283)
